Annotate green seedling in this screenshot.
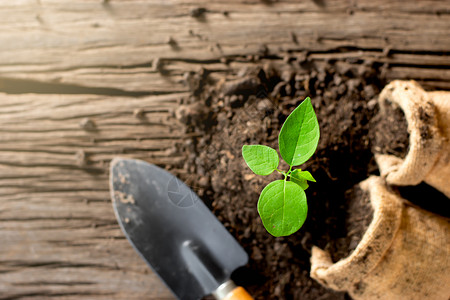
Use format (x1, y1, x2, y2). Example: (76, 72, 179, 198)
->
(242, 97, 320, 237)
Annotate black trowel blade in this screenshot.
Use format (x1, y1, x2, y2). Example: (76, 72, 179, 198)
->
(110, 158, 248, 300)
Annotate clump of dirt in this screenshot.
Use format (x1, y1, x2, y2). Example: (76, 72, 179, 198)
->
(369, 100, 410, 158)
(168, 55, 386, 299)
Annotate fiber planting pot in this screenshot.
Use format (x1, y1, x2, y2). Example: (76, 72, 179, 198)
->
(310, 176, 450, 300)
(374, 80, 450, 197)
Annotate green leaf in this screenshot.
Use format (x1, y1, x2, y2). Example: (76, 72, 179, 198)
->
(290, 176, 309, 190)
(257, 180, 308, 237)
(278, 97, 320, 167)
(291, 169, 316, 182)
(242, 145, 279, 176)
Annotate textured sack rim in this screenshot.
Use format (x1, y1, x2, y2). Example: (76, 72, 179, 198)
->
(377, 80, 443, 185)
(310, 176, 403, 290)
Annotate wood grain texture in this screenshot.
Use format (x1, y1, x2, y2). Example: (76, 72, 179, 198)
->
(0, 0, 449, 92)
(0, 0, 448, 299)
(0, 94, 186, 299)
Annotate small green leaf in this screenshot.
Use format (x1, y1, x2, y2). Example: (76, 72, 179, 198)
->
(291, 169, 316, 182)
(257, 180, 308, 237)
(290, 176, 309, 190)
(242, 145, 279, 176)
(278, 97, 320, 167)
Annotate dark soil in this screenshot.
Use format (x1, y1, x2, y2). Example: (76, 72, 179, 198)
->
(328, 186, 373, 263)
(167, 54, 388, 299)
(370, 100, 410, 158)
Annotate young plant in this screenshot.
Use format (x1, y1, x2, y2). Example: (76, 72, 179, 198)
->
(242, 97, 320, 237)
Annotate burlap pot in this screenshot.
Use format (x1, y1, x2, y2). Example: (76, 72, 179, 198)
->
(374, 80, 450, 197)
(310, 176, 450, 300)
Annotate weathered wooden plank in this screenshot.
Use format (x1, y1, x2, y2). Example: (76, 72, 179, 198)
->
(0, 0, 448, 93)
(0, 93, 183, 299)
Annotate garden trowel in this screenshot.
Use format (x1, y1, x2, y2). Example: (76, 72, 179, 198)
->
(110, 158, 253, 300)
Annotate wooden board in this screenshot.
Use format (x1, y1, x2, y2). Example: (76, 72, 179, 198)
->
(0, 0, 448, 299)
(0, 94, 185, 299)
(1, 0, 449, 92)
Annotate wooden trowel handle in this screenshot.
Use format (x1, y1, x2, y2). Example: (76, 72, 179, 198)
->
(213, 280, 253, 300)
(222, 286, 253, 300)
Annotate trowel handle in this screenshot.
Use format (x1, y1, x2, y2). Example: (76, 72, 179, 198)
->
(222, 286, 253, 300)
(213, 280, 253, 300)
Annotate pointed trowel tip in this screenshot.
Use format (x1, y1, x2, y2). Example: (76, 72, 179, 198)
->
(110, 157, 124, 188)
(110, 157, 128, 170)
(109, 157, 133, 204)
